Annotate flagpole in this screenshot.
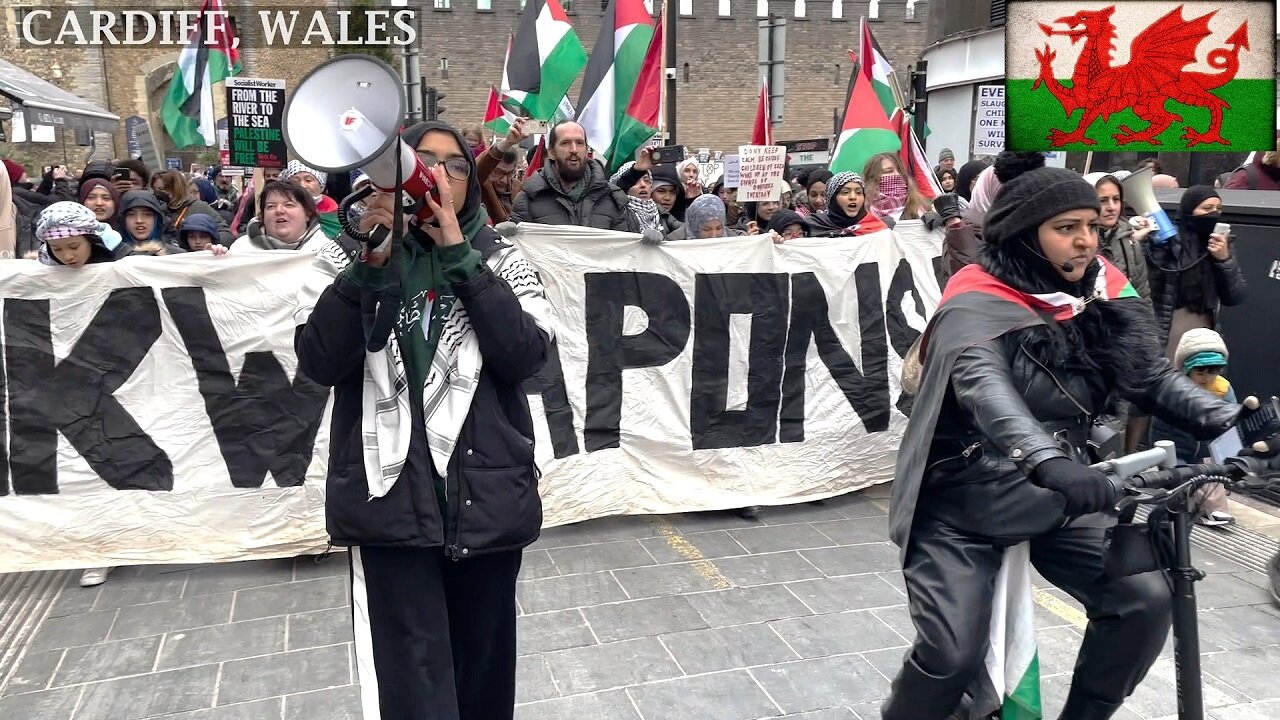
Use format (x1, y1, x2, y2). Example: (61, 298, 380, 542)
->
(664, 0, 678, 144)
(657, 9, 666, 141)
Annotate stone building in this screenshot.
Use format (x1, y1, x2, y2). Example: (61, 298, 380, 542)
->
(0, 0, 929, 170)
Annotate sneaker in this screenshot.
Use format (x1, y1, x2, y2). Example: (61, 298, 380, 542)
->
(1268, 552, 1280, 606)
(79, 567, 112, 587)
(1198, 511, 1235, 527)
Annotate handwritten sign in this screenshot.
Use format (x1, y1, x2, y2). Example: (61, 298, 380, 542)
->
(735, 145, 787, 202)
(974, 84, 1005, 155)
(723, 155, 741, 188)
(226, 77, 288, 169)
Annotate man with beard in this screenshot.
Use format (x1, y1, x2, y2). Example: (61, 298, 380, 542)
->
(510, 121, 638, 231)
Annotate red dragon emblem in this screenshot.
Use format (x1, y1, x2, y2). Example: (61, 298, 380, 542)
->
(1031, 4, 1250, 147)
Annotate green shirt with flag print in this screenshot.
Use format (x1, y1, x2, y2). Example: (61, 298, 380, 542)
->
(344, 218, 486, 526)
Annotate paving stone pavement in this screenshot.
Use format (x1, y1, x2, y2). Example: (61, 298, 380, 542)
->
(3, 487, 1279, 720)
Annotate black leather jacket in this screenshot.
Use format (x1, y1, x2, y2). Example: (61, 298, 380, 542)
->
(919, 325, 1238, 541)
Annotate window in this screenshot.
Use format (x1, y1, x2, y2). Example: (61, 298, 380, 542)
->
(905, 0, 915, 19)
(679, 0, 692, 14)
(794, 0, 805, 17)
(440, 57, 450, 78)
(831, 0, 842, 19)
(868, 0, 878, 18)
(682, 62, 690, 82)
(718, 0, 730, 15)
(562, 0, 574, 12)
(990, 0, 1007, 26)
(477, 0, 493, 9)
(434, 0, 450, 9)
(757, 0, 768, 17)
(833, 63, 841, 85)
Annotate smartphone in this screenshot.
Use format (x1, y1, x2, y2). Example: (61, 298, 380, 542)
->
(523, 119, 549, 135)
(1239, 396, 1280, 447)
(650, 144, 686, 165)
(113, 166, 131, 182)
(1212, 222, 1230, 238)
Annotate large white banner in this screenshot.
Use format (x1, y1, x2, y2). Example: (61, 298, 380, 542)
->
(0, 224, 942, 572)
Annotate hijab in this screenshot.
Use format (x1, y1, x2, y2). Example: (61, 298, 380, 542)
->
(399, 121, 487, 238)
(1149, 185, 1220, 315)
(955, 160, 988, 202)
(685, 194, 726, 239)
(822, 172, 868, 229)
(767, 208, 809, 237)
(77, 178, 122, 224)
(965, 166, 1001, 224)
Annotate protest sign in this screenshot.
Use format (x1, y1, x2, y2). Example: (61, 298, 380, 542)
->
(974, 84, 1005, 155)
(0, 224, 943, 572)
(226, 77, 288, 168)
(736, 144, 787, 202)
(723, 155, 741, 188)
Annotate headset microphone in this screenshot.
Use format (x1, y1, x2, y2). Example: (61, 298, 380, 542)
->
(1022, 239, 1076, 274)
(1059, 260, 1075, 273)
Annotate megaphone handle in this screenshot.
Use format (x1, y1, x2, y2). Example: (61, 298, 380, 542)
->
(364, 134, 408, 353)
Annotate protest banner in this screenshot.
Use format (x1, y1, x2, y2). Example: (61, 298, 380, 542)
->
(0, 224, 943, 572)
(226, 77, 288, 168)
(735, 144, 787, 202)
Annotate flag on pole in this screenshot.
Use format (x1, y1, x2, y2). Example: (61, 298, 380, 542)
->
(752, 74, 773, 146)
(828, 64, 901, 175)
(160, 0, 241, 148)
(576, 0, 657, 170)
(858, 18, 941, 197)
(980, 543, 1044, 720)
(484, 87, 518, 136)
(499, 33, 530, 116)
(507, 0, 589, 121)
(524, 138, 547, 180)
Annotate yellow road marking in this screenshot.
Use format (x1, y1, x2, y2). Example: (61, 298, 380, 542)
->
(645, 517, 733, 590)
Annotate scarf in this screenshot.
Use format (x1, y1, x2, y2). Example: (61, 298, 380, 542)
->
(872, 174, 908, 218)
(966, 166, 1002, 224)
(823, 172, 868, 230)
(296, 122, 555, 498)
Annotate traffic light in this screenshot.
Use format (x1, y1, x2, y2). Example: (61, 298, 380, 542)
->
(425, 86, 447, 120)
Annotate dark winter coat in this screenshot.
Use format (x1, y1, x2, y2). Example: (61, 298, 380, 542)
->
(11, 185, 57, 258)
(940, 219, 983, 283)
(511, 159, 638, 232)
(161, 199, 234, 247)
(1223, 155, 1280, 190)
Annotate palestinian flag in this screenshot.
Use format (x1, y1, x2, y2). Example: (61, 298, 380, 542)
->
(859, 20, 940, 197)
(484, 87, 518, 136)
(981, 543, 1043, 720)
(507, 0, 589, 121)
(1005, 1, 1275, 152)
(576, 0, 656, 170)
(828, 64, 901, 175)
(160, 0, 241, 148)
(499, 33, 530, 115)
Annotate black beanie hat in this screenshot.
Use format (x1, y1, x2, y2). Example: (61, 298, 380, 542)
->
(983, 167, 1101, 247)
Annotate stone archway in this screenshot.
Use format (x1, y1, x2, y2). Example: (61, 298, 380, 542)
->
(139, 55, 186, 167)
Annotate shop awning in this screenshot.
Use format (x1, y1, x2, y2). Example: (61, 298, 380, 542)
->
(0, 59, 119, 135)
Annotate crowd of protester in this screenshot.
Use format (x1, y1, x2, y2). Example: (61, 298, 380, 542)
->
(2, 122, 1276, 564)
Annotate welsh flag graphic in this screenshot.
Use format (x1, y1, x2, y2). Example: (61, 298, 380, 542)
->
(160, 0, 241, 148)
(506, 0, 589, 121)
(828, 63, 901, 175)
(1005, 1, 1275, 152)
(576, 0, 657, 171)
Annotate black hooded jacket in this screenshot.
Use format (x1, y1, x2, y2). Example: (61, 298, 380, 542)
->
(1146, 186, 1247, 342)
(512, 158, 639, 232)
(295, 121, 550, 555)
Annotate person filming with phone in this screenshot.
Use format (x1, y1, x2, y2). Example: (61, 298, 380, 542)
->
(1147, 186, 1246, 358)
(294, 120, 555, 720)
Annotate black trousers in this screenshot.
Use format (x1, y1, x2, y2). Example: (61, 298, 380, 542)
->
(349, 546, 523, 720)
(881, 514, 1172, 720)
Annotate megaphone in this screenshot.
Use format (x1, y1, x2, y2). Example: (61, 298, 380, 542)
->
(1120, 167, 1178, 245)
(282, 54, 437, 232)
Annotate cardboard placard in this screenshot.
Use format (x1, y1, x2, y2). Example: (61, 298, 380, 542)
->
(226, 77, 288, 169)
(735, 145, 787, 202)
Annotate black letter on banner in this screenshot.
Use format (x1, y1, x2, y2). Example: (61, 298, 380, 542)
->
(583, 272, 690, 452)
(4, 289, 171, 493)
(163, 288, 328, 488)
(522, 338, 580, 459)
(780, 266, 890, 442)
(886, 258, 928, 416)
(690, 273, 788, 450)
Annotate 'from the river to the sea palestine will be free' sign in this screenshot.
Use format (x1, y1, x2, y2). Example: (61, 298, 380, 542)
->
(226, 77, 288, 169)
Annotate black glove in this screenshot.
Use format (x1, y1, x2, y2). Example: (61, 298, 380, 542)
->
(1031, 457, 1116, 517)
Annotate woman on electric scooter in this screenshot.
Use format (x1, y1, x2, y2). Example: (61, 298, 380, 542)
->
(884, 168, 1254, 720)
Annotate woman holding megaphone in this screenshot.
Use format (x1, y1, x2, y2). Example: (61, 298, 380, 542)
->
(294, 121, 555, 720)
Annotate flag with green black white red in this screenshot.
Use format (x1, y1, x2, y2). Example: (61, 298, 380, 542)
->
(507, 0, 589, 121)
(1005, 0, 1275, 152)
(576, 0, 656, 171)
(160, 0, 241, 148)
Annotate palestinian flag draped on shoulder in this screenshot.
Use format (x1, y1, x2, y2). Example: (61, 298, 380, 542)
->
(506, 0, 589, 122)
(160, 0, 241, 148)
(1005, 1, 1275, 152)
